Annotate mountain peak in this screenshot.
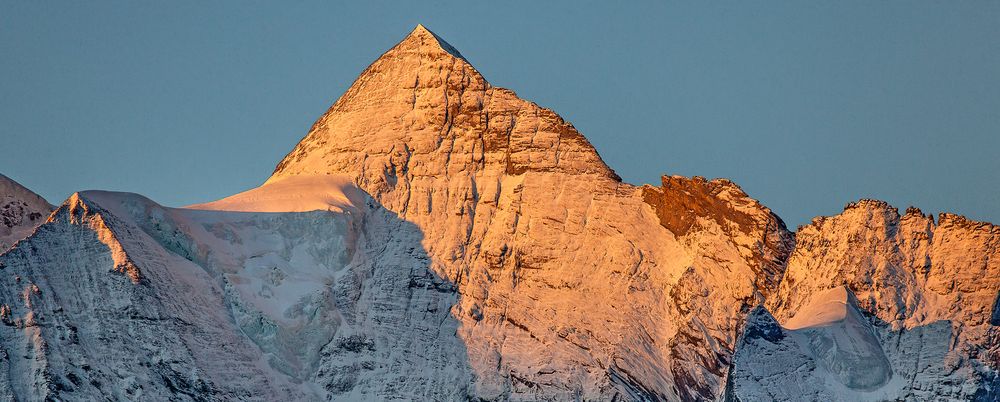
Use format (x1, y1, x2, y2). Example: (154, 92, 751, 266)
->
(401, 24, 464, 60)
(269, 25, 619, 188)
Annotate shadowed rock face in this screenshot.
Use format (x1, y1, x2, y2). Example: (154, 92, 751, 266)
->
(267, 26, 795, 400)
(741, 306, 784, 344)
(0, 174, 52, 251)
(727, 201, 1000, 401)
(2, 24, 999, 402)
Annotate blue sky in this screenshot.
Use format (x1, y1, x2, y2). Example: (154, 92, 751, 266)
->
(2, 1, 998, 227)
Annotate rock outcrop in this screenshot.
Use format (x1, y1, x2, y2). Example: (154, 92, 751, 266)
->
(267, 25, 795, 401)
(0, 25, 996, 402)
(727, 201, 1000, 401)
(0, 174, 52, 251)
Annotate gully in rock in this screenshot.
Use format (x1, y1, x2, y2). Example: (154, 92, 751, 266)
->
(1, 14, 997, 402)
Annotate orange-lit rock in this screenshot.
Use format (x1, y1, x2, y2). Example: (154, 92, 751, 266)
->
(0, 25, 996, 402)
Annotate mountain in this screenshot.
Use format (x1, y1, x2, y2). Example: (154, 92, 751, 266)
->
(726, 201, 1000, 401)
(0, 174, 52, 251)
(265, 24, 794, 400)
(726, 287, 895, 401)
(0, 25, 997, 401)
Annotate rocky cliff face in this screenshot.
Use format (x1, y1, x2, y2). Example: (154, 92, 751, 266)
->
(0, 186, 476, 401)
(0, 25, 996, 401)
(640, 176, 793, 400)
(770, 200, 1000, 329)
(0, 192, 309, 400)
(0, 174, 52, 251)
(727, 200, 1000, 401)
(267, 25, 795, 401)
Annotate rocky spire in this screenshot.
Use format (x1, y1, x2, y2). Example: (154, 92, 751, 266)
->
(406, 24, 465, 59)
(268, 24, 619, 190)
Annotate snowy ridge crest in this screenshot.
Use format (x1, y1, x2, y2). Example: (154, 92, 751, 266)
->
(730, 196, 1000, 401)
(0, 24, 998, 402)
(52, 192, 143, 283)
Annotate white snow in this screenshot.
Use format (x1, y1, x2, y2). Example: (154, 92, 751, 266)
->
(1, 23, 998, 402)
(784, 287, 893, 391)
(784, 286, 855, 330)
(185, 174, 363, 213)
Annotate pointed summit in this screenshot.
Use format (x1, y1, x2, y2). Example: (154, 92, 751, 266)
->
(404, 24, 465, 60)
(358, 24, 469, 76)
(269, 25, 618, 187)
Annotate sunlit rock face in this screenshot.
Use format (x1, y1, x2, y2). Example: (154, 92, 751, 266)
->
(267, 25, 796, 401)
(726, 201, 1000, 401)
(0, 26, 790, 401)
(0, 25, 998, 402)
(0, 174, 52, 251)
(639, 176, 794, 400)
(770, 200, 1000, 330)
(641, 176, 793, 300)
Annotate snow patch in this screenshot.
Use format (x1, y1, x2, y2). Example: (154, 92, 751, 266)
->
(186, 174, 363, 213)
(783, 287, 892, 391)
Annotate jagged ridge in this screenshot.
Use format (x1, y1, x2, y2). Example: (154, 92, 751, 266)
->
(0, 24, 997, 402)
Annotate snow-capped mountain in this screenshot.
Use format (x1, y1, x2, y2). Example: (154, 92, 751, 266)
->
(726, 200, 1000, 401)
(0, 174, 52, 251)
(0, 25, 996, 401)
(264, 24, 794, 400)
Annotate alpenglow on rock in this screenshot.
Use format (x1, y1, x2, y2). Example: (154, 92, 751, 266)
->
(266, 24, 794, 400)
(726, 202, 1000, 401)
(0, 25, 998, 401)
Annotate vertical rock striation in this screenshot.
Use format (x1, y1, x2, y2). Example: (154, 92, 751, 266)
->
(727, 200, 1000, 401)
(0, 25, 996, 401)
(267, 25, 794, 401)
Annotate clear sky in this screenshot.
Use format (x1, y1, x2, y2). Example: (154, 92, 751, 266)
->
(2, 2, 998, 228)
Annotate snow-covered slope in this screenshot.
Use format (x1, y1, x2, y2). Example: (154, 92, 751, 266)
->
(1, 25, 997, 402)
(186, 174, 364, 213)
(726, 288, 901, 401)
(0, 174, 52, 251)
(265, 24, 795, 401)
(727, 201, 1000, 401)
(0, 26, 796, 401)
(0, 184, 474, 400)
(0, 191, 315, 400)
